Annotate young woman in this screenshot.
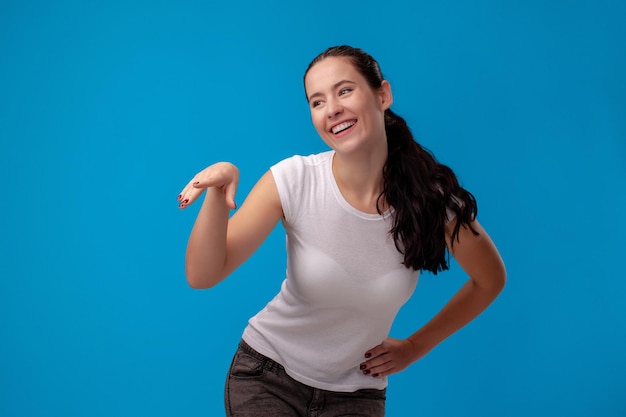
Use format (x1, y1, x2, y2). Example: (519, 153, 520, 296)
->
(178, 45, 506, 416)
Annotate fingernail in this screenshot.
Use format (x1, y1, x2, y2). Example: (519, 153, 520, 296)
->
(363, 370, 371, 375)
(364, 353, 371, 358)
(360, 364, 366, 370)
(372, 373, 379, 378)
(193, 181, 200, 185)
(183, 199, 189, 204)
(177, 195, 182, 200)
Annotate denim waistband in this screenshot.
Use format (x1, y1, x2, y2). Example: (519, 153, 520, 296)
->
(238, 339, 284, 372)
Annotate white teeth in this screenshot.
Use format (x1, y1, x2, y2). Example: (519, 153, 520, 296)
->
(331, 120, 356, 134)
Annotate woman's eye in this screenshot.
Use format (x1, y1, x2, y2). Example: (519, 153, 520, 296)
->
(339, 88, 352, 95)
(312, 100, 323, 108)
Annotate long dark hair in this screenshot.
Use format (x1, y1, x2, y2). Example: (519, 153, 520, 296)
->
(305, 45, 478, 274)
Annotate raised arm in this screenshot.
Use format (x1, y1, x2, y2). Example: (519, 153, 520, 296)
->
(178, 163, 283, 289)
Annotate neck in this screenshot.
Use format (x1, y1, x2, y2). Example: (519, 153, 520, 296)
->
(331, 146, 388, 214)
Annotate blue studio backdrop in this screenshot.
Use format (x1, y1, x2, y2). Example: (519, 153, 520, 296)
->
(1, 1, 625, 416)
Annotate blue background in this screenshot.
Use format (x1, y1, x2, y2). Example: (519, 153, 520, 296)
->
(1, 0, 625, 416)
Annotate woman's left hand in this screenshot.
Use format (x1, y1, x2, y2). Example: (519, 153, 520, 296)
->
(360, 337, 424, 378)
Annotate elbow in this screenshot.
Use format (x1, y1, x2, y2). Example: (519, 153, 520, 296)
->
(492, 263, 507, 295)
(185, 249, 228, 289)
(476, 262, 507, 296)
(495, 275, 506, 296)
(185, 265, 223, 290)
(186, 277, 213, 290)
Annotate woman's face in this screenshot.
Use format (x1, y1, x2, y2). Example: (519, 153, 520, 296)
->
(304, 57, 392, 155)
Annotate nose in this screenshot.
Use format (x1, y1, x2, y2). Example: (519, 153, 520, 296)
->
(326, 98, 343, 119)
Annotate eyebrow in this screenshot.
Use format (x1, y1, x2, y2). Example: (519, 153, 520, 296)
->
(307, 80, 356, 102)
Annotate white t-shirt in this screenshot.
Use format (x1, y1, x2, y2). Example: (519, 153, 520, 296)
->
(242, 151, 420, 392)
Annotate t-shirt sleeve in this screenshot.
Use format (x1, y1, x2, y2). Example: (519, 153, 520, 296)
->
(270, 155, 305, 224)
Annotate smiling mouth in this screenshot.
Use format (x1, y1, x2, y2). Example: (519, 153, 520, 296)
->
(331, 120, 357, 134)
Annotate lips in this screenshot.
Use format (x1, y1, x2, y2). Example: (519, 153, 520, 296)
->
(330, 119, 357, 134)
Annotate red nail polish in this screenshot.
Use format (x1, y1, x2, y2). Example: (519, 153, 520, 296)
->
(193, 181, 200, 185)
(365, 353, 371, 358)
(363, 370, 371, 375)
(177, 195, 182, 200)
(372, 373, 379, 378)
(360, 364, 366, 370)
(183, 199, 189, 204)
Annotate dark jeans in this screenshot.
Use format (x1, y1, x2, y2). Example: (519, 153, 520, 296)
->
(225, 340, 386, 417)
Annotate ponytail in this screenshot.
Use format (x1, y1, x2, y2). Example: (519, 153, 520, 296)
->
(380, 109, 478, 273)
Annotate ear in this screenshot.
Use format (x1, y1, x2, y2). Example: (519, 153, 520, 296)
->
(378, 80, 393, 111)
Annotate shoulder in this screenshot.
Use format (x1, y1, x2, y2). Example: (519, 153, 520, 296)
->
(269, 151, 333, 221)
(271, 151, 333, 173)
(271, 150, 332, 188)
(270, 151, 332, 183)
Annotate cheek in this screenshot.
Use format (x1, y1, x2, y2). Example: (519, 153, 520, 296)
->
(311, 113, 326, 134)
(366, 104, 386, 129)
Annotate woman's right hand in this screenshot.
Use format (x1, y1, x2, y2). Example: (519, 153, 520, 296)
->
(177, 162, 240, 210)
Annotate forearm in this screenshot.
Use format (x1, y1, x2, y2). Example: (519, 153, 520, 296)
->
(407, 277, 504, 360)
(185, 187, 231, 288)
